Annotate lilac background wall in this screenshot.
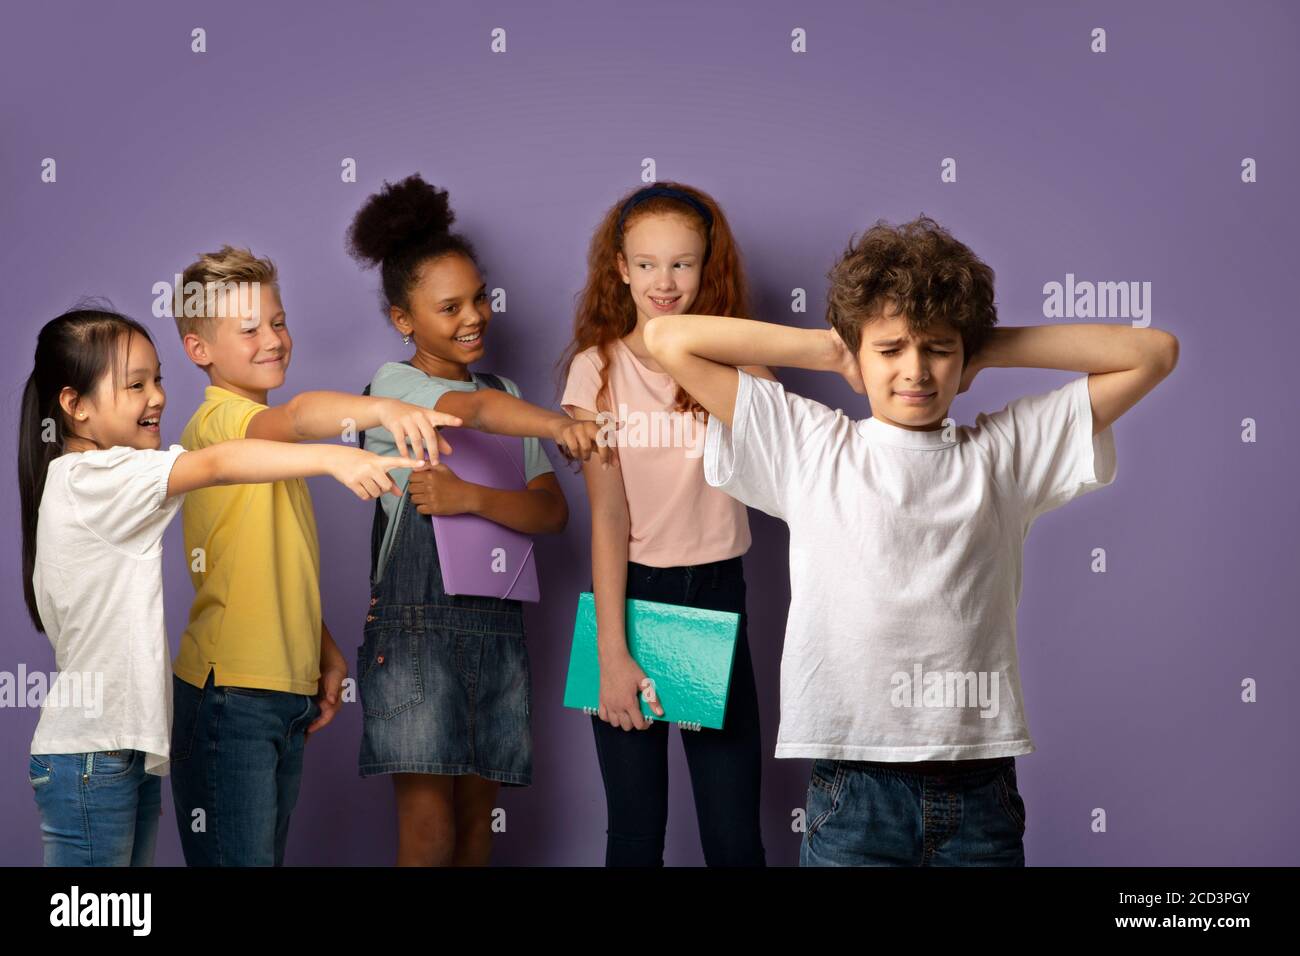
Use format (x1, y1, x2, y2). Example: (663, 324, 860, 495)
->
(1, 0, 1296, 865)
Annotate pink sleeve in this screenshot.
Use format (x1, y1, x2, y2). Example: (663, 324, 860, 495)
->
(561, 350, 603, 414)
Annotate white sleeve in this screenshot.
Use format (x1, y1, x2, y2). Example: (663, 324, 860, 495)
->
(974, 376, 1118, 522)
(704, 370, 841, 521)
(66, 444, 186, 552)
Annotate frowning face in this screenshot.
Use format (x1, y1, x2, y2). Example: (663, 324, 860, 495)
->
(857, 303, 964, 431)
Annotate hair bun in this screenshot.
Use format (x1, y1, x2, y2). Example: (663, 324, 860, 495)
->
(347, 173, 456, 266)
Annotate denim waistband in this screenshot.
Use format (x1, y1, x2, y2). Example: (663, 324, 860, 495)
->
(629, 554, 744, 583)
(840, 756, 1013, 778)
(364, 600, 524, 636)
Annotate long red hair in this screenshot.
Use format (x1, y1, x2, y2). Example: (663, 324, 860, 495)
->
(557, 181, 751, 417)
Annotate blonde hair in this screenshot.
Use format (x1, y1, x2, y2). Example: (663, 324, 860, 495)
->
(173, 245, 279, 340)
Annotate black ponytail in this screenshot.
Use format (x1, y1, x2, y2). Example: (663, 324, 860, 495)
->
(345, 173, 480, 317)
(19, 304, 154, 632)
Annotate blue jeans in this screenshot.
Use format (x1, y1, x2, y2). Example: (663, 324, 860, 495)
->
(590, 557, 765, 867)
(800, 757, 1027, 866)
(169, 670, 320, 866)
(28, 750, 161, 866)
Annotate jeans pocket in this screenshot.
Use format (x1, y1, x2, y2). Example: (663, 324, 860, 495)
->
(171, 675, 204, 762)
(89, 750, 136, 779)
(994, 764, 1027, 832)
(805, 760, 843, 840)
(359, 626, 424, 719)
(28, 755, 52, 788)
(809, 758, 840, 793)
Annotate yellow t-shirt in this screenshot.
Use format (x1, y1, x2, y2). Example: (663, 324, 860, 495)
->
(173, 385, 322, 694)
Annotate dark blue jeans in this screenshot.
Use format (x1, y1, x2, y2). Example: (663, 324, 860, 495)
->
(169, 670, 320, 866)
(590, 556, 765, 867)
(800, 757, 1027, 866)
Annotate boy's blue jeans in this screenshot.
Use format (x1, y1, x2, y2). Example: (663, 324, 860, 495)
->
(169, 670, 320, 866)
(28, 750, 161, 866)
(800, 757, 1027, 866)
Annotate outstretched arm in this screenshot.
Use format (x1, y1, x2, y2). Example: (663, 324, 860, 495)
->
(973, 325, 1179, 434)
(433, 388, 614, 466)
(247, 392, 460, 454)
(643, 315, 852, 427)
(166, 439, 425, 500)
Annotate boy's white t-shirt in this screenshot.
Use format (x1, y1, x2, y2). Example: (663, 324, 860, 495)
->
(30, 444, 187, 775)
(704, 371, 1117, 761)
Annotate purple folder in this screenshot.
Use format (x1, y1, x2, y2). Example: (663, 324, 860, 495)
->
(428, 427, 540, 603)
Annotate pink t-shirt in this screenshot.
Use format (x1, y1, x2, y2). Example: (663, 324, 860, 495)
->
(562, 338, 751, 568)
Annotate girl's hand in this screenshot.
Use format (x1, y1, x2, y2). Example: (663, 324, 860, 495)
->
(825, 328, 867, 395)
(407, 462, 478, 516)
(597, 652, 665, 731)
(329, 447, 427, 500)
(380, 400, 462, 463)
(550, 417, 616, 468)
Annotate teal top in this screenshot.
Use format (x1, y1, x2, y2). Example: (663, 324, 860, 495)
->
(364, 361, 555, 583)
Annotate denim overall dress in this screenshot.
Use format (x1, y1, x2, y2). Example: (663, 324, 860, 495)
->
(356, 372, 532, 786)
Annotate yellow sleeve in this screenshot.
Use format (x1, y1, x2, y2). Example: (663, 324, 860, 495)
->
(188, 394, 267, 449)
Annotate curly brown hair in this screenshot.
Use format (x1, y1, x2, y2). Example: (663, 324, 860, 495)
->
(557, 182, 751, 417)
(826, 215, 998, 365)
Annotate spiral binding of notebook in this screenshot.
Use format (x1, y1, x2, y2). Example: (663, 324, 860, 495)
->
(578, 705, 704, 732)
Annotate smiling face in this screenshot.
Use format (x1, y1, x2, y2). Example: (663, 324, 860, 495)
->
(186, 284, 291, 403)
(390, 252, 490, 381)
(61, 331, 166, 452)
(616, 212, 706, 328)
(858, 302, 965, 431)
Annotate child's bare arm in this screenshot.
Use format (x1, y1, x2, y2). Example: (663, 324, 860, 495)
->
(407, 467, 568, 535)
(166, 439, 425, 500)
(435, 388, 614, 466)
(307, 621, 348, 736)
(644, 315, 848, 427)
(565, 403, 663, 729)
(246, 392, 461, 460)
(975, 325, 1179, 434)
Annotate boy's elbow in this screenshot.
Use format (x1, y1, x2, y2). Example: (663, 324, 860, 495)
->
(282, 392, 307, 441)
(643, 316, 663, 354)
(1155, 330, 1179, 375)
(643, 315, 675, 359)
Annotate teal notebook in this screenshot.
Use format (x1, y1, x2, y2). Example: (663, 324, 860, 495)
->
(563, 592, 740, 730)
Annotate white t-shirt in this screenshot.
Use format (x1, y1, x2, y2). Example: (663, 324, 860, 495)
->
(30, 444, 187, 775)
(704, 371, 1118, 761)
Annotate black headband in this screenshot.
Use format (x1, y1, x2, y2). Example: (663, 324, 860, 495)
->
(617, 185, 714, 265)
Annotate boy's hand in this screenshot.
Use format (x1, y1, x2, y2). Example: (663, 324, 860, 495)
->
(550, 417, 616, 468)
(825, 328, 867, 395)
(408, 462, 477, 516)
(329, 447, 427, 500)
(380, 400, 461, 464)
(307, 635, 348, 738)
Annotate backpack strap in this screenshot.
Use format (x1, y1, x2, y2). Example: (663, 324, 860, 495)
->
(475, 371, 507, 394)
(359, 381, 371, 449)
